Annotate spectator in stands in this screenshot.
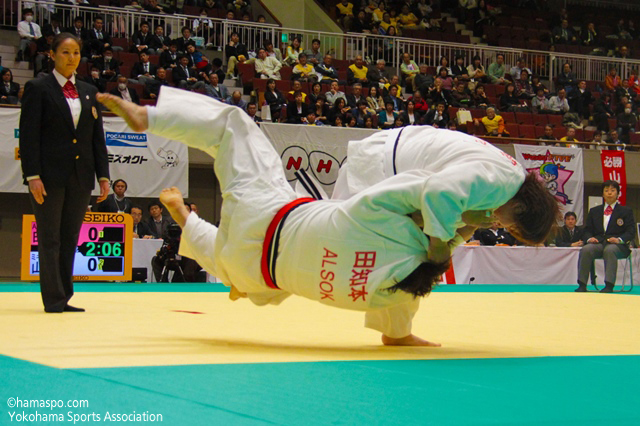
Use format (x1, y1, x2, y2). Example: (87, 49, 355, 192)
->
(398, 4, 422, 31)
(364, 116, 375, 129)
(130, 206, 153, 239)
(192, 10, 214, 43)
(531, 75, 549, 96)
(458, 0, 478, 25)
(402, 99, 423, 125)
(351, 10, 371, 33)
(629, 70, 640, 97)
(264, 78, 287, 122)
(515, 69, 535, 99)
(393, 115, 406, 128)
(424, 102, 449, 128)
(472, 84, 489, 108)
(208, 58, 225, 84)
(552, 19, 576, 45)
(548, 88, 570, 114)
(255, 47, 282, 80)
(616, 95, 630, 116)
(436, 56, 451, 76)
(590, 131, 604, 149)
(109, 75, 140, 105)
(145, 67, 170, 99)
(227, 0, 251, 15)
(346, 82, 366, 108)
(17, 9, 41, 62)
(608, 129, 625, 150)
(287, 80, 307, 102)
(617, 102, 637, 143)
(264, 40, 283, 63)
(292, 53, 318, 83)
(400, 52, 419, 91)
(150, 25, 171, 53)
(532, 87, 552, 113)
(378, 100, 398, 129)
(0, 69, 20, 104)
(499, 83, 524, 111)
(312, 95, 329, 124)
(385, 85, 404, 112)
(616, 18, 633, 40)
(451, 55, 469, 80)
(66, 16, 88, 42)
(593, 92, 614, 132)
(451, 81, 472, 107)
(145, 0, 166, 14)
(306, 111, 325, 126)
(614, 45, 630, 60)
(628, 20, 638, 39)
(557, 63, 577, 94)
(366, 86, 385, 113)
(559, 127, 579, 148)
(42, 14, 62, 37)
(174, 55, 205, 90)
(90, 16, 121, 58)
(228, 90, 247, 110)
(95, 179, 132, 213)
(538, 125, 557, 145)
(476, 106, 509, 137)
(95, 47, 119, 82)
(225, 32, 251, 79)
(428, 77, 452, 106)
(436, 67, 454, 91)
(315, 54, 339, 84)
(605, 67, 620, 92)
(34, 32, 54, 76)
(160, 42, 179, 70)
(329, 97, 350, 124)
(467, 55, 488, 83)
(305, 38, 323, 66)
(372, 1, 386, 22)
(81, 65, 106, 93)
(325, 80, 346, 106)
(570, 80, 594, 120)
(284, 36, 303, 66)
(379, 12, 394, 34)
(348, 55, 369, 86)
(147, 201, 175, 240)
(309, 82, 323, 105)
(487, 53, 507, 84)
(410, 90, 430, 114)
(367, 59, 392, 89)
(476, 222, 517, 246)
(132, 21, 153, 54)
(509, 58, 531, 81)
(130, 51, 157, 85)
(413, 64, 434, 98)
(615, 78, 633, 104)
(336, 0, 355, 29)
(555, 212, 584, 247)
(186, 42, 208, 70)
(352, 100, 373, 127)
(204, 73, 229, 102)
(581, 22, 598, 47)
(175, 27, 194, 54)
(333, 115, 344, 127)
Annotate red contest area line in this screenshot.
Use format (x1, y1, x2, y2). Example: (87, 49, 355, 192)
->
(171, 310, 205, 315)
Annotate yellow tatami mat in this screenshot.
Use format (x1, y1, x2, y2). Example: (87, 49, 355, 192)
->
(1, 291, 638, 369)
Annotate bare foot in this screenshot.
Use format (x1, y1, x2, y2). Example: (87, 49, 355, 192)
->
(159, 187, 190, 228)
(382, 334, 442, 347)
(96, 93, 149, 132)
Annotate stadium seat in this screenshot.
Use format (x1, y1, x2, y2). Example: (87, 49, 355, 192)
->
(546, 114, 563, 127)
(515, 112, 534, 125)
(519, 124, 537, 140)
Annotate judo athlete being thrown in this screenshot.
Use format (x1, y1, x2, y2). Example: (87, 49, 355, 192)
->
(98, 87, 558, 347)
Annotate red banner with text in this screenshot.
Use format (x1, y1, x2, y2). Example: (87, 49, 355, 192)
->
(600, 150, 627, 205)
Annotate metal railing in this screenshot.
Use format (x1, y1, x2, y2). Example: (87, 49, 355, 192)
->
(8, 0, 640, 90)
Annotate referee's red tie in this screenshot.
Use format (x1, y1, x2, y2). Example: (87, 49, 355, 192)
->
(604, 205, 613, 216)
(62, 80, 79, 99)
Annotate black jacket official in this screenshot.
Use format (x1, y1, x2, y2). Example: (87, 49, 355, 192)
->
(583, 203, 635, 255)
(555, 225, 585, 247)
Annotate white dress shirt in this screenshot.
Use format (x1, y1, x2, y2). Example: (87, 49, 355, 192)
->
(53, 69, 81, 128)
(603, 201, 617, 234)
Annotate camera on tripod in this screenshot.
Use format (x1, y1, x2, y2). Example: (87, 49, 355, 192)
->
(153, 223, 185, 282)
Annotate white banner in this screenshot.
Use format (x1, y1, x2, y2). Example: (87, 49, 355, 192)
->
(261, 123, 377, 197)
(0, 108, 188, 197)
(513, 145, 584, 225)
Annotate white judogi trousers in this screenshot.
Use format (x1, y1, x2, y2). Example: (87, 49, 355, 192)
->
(146, 87, 453, 338)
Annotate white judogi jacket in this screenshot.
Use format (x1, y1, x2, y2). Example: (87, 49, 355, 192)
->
(148, 87, 449, 338)
(333, 126, 526, 242)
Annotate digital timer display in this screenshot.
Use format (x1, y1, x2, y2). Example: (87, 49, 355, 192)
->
(21, 213, 133, 281)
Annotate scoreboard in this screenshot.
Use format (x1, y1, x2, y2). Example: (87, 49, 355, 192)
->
(21, 213, 133, 281)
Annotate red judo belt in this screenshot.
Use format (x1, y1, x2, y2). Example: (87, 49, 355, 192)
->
(261, 198, 316, 290)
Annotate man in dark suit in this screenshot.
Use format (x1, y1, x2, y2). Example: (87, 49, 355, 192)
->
(246, 102, 262, 123)
(149, 25, 171, 53)
(555, 211, 585, 247)
(87, 16, 114, 57)
(66, 17, 88, 41)
(160, 42, 179, 70)
(346, 82, 366, 109)
(20, 34, 110, 313)
(109, 75, 140, 105)
(576, 180, 636, 292)
(286, 91, 310, 124)
(130, 52, 158, 85)
(569, 80, 594, 120)
(146, 201, 175, 239)
(0, 69, 20, 104)
(130, 206, 153, 239)
(132, 21, 154, 54)
(476, 222, 517, 246)
(81, 65, 107, 93)
(96, 47, 120, 82)
(424, 102, 449, 128)
(173, 55, 205, 90)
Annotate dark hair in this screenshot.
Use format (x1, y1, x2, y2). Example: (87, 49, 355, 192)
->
(74, 16, 83, 23)
(212, 57, 222, 67)
(298, 52, 307, 59)
(247, 101, 257, 108)
(131, 205, 142, 213)
(148, 201, 162, 211)
(181, 26, 190, 33)
(155, 24, 163, 29)
(564, 211, 577, 220)
(104, 46, 113, 52)
(138, 51, 148, 58)
(312, 38, 320, 44)
(496, 53, 504, 60)
(357, 99, 368, 107)
(1, 68, 12, 81)
(257, 47, 266, 54)
(94, 16, 104, 22)
(602, 180, 620, 193)
(51, 33, 82, 53)
(293, 90, 303, 98)
(112, 179, 128, 190)
(508, 173, 561, 245)
(387, 261, 451, 297)
(22, 8, 33, 15)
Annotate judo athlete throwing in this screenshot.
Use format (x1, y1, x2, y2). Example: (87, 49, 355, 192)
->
(98, 87, 557, 346)
(332, 126, 561, 255)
